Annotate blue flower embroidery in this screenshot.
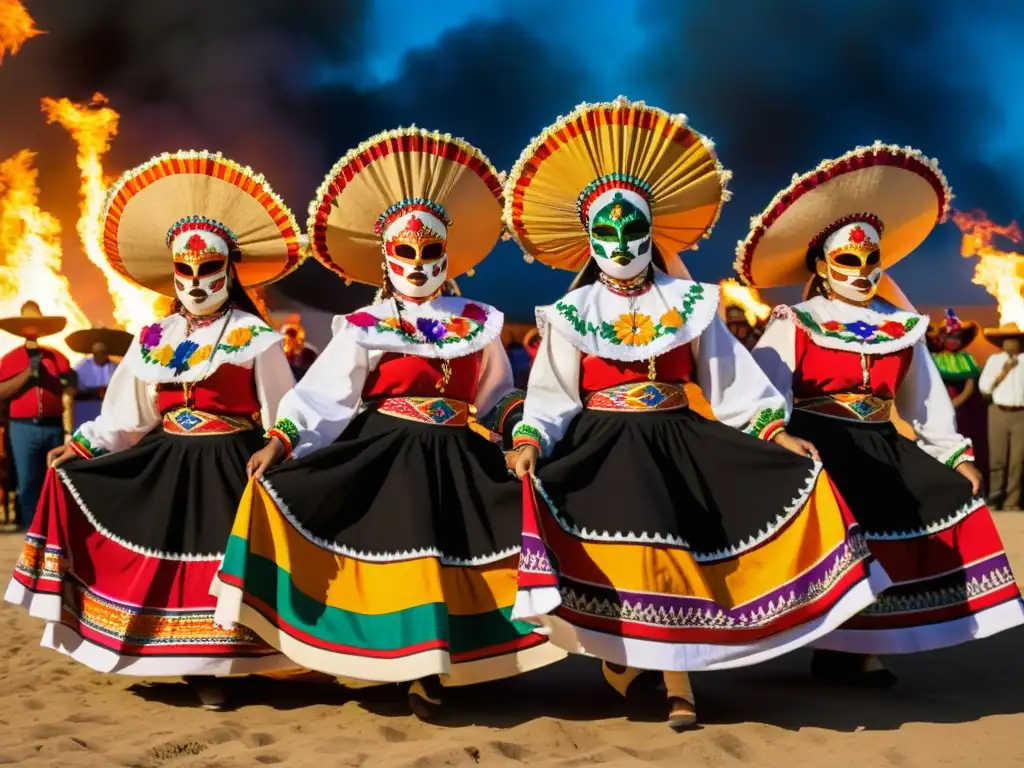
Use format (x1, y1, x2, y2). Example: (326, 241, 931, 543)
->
(170, 340, 200, 376)
(416, 317, 448, 342)
(844, 321, 876, 340)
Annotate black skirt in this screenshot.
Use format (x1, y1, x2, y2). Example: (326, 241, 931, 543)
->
(63, 428, 265, 556)
(262, 409, 521, 562)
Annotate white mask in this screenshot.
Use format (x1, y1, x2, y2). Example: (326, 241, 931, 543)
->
(170, 225, 232, 316)
(816, 219, 883, 304)
(586, 188, 653, 280)
(382, 210, 449, 299)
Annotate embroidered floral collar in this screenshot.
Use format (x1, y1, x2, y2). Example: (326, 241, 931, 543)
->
(777, 296, 928, 354)
(540, 268, 719, 362)
(344, 296, 503, 360)
(124, 309, 281, 383)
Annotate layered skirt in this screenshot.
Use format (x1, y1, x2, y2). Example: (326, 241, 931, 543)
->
(514, 407, 890, 671)
(4, 429, 293, 676)
(789, 410, 1024, 654)
(212, 409, 565, 685)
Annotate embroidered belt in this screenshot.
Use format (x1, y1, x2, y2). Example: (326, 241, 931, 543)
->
(794, 393, 893, 423)
(162, 408, 257, 435)
(584, 382, 688, 412)
(373, 397, 501, 443)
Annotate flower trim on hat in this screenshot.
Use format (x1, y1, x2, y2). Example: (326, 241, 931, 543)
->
(734, 141, 952, 287)
(503, 96, 732, 270)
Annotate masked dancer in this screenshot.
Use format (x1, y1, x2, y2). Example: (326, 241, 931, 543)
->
(213, 128, 564, 720)
(505, 98, 887, 730)
(5, 151, 303, 709)
(736, 142, 1024, 687)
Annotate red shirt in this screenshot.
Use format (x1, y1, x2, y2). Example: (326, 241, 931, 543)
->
(0, 345, 72, 420)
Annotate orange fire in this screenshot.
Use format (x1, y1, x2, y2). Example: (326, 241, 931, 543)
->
(0, 151, 91, 359)
(42, 94, 166, 332)
(720, 278, 771, 326)
(0, 0, 41, 64)
(951, 209, 1024, 327)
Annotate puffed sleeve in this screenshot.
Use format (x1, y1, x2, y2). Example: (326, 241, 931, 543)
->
(694, 315, 788, 440)
(475, 338, 525, 448)
(265, 317, 372, 460)
(253, 343, 296, 429)
(895, 340, 973, 467)
(750, 311, 797, 419)
(69, 363, 160, 458)
(512, 326, 583, 456)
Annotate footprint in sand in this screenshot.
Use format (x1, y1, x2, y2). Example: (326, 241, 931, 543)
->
(242, 731, 278, 748)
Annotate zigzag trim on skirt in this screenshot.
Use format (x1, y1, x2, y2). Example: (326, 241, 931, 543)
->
(863, 495, 987, 541)
(57, 468, 223, 562)
(260, 477, 521, 566)
(531, 462, 823, 562)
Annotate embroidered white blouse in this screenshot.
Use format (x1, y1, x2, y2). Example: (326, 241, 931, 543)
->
(71, 309, 294, 457)
(514, 271, 791, 455)
(752, 296, 972, 467)
(270, 296, 516, 459)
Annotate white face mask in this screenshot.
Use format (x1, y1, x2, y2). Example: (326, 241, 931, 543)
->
(382, 211, 449, 299)
(816, 220, 883, 304)
(586, 188, 653, 280)
(171, 230, 231, 316)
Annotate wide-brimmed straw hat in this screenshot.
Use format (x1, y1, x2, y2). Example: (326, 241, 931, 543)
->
(0, 301, 67, 340)
(101, 150, 304, 296)
(64, 327, 134, 357)
(983, 323, 1024, 344)
(503, 96, 731, 276)
(307, 127, 504, 286)
(735, 142, 951, 289)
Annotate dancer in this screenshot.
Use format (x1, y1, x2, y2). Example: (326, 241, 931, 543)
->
(0, 301, 74, 529)
(505, 98, 887, 730)
(5, 150, 304, 708)
(979, 323, 1024, 510)
(213, 128, 565, 720)
(736, 142, 1024, 686)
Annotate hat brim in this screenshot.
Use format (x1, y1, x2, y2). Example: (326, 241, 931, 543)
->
(102, 151, 304, 296)
(65, 328, 135, 357)
(983, 326, 1024, 343)
(505, 97, 729, 273)
(308, 128, 504, 286)
(0, 316, 67, 339)
(735, 144, 951, 288)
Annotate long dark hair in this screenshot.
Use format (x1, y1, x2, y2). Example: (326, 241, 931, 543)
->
(568, 244, 671, 291)
(168, 262, 270, 324)
(803, 242, 830, 300)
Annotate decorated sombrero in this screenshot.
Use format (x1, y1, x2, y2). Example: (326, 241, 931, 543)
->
(307, 127, 504, 286)
(0, 301, 67, 340)
(503, 97, 731, 275)
(735, 142, 952, 289)
(927, 308, 979, 348)
(983, 323, 1024, 344)
(101, 150, 304, 296)
(64, 327, 134, 357)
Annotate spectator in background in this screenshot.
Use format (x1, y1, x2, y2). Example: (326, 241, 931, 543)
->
(65, 327, 133, 430)
(0, 302, 76, 529)
(280, 318, 318, 381)
(979, 323, 1024, 510)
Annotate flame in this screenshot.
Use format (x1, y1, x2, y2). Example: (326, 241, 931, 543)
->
(41, 93, 166, 332)
(0, 0, 41, 64)
(951, 209, 1024, 327)
(720, 278, 771, 326)
(0, 151, 90, 359)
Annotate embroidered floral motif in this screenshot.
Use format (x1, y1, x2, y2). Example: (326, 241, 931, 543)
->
(555, 283, 705, 348)
(347, 303, 490, 347)
(70, 432, 107, 458)
(512, 423, 546, 455)
(139, 323, 274, 377)
(746, 407, 787, 441)
(794, 308, 920, 345)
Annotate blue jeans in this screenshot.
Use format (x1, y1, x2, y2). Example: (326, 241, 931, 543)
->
(7, 421, 65, 528)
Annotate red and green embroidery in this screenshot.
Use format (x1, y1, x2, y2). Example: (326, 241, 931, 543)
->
(791, 308, 921, 345)
(70, 432, 107, 459)
(945, 444, 973, 469)
(554, 283, 706, 348)
(267, 417, 301, 457)
(746, 407, 787, 441)
(512, 423, 546, 456)
(345, 303, 490, 348)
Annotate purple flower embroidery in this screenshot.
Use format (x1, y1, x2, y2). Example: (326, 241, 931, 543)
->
(140, 323, 163, 348)
(416, 317, 448, 342)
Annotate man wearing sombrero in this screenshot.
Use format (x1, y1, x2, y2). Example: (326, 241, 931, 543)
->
(737, 142, 1024, 686)
(979, 322, 1024, 510)
(504, 98, 887, 729)
(212, 127, 564, 720)
(0, 301, 76, 529)
(5, 150, 303, 709)
(64, 325, 134, 429)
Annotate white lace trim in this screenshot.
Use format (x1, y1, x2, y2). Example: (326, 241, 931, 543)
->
(779, 296, 928, 355)
(863, 495, 987, 541)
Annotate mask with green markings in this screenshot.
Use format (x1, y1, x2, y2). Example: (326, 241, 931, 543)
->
(587, 189, 653, 280)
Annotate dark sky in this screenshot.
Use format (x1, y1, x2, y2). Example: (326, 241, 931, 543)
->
(3, 0, 1023, 322)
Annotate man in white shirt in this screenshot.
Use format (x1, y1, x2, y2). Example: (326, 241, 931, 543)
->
(979, 325, 1024, 510)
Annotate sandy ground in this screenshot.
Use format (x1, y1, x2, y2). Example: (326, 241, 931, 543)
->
(2, 518, 1024, 767)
